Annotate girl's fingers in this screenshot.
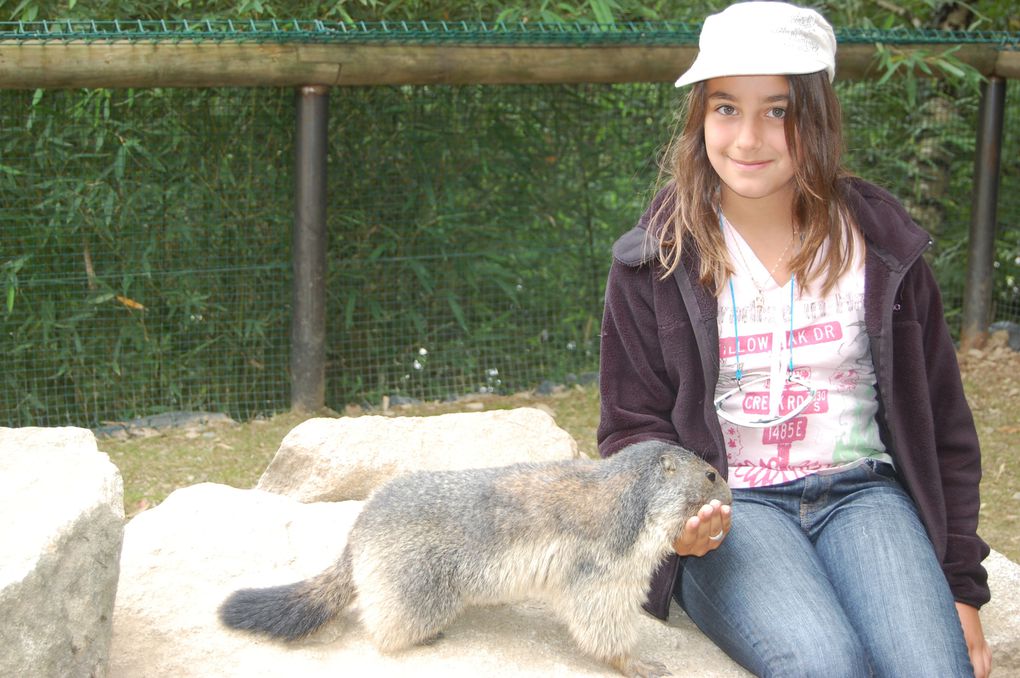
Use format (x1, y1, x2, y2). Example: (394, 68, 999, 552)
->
(674, 502, 732, 556)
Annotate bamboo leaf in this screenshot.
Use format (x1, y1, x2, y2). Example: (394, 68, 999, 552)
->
(938, 61, 966, 79)
(590, 0, 615, 24)
(446, 293, 469, 333)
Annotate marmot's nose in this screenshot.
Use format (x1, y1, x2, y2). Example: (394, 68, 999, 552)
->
(706, 471, 717, 483)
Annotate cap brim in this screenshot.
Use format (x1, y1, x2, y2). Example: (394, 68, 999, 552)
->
(674, 59, 833, 87)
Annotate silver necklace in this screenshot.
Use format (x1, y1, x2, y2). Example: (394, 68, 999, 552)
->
(723, 215, 797, 314)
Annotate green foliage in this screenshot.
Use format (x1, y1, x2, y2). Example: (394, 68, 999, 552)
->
(820, 0, 1018, 31)
(873, 43, 984, 100)
(0, 0, 726, 22)
(1, 87, 293, 424)
(320, 83, 675, 405)
(2, 0, 1017, 28)
(0, 81, 679, 425)
(1, 255, 27, 314)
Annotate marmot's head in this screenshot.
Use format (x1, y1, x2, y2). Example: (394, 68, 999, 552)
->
(616, 440, 731, 541)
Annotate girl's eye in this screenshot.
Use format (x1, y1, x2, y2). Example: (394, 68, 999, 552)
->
(767, 107, 787, 119)
(715, 104, 737, 116)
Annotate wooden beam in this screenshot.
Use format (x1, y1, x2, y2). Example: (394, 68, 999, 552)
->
(995, 50, 1020, 79)
(0, 41, 1013, 89)
(312, 45, 700, 86)
(0, 43, 341, 88)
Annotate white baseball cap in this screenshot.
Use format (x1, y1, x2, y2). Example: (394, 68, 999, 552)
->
(674, 2, 837, 88)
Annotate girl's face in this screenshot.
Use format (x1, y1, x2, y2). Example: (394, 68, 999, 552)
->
(703, 75, 796, 209)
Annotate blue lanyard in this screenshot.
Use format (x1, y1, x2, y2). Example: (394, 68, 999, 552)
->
(724, 223, 797, 384)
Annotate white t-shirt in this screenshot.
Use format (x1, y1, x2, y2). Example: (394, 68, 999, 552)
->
(716, 218, 890, 489)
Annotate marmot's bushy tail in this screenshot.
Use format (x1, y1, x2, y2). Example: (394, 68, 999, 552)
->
(219, 549, 355, 640)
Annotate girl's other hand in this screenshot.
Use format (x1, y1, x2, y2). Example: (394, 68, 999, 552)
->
(956, 602, 992, 678)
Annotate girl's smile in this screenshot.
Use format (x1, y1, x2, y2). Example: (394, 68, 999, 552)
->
(730, 159, 773, 169)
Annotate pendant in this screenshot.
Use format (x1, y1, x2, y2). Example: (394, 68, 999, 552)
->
(753, 290, 765, 317)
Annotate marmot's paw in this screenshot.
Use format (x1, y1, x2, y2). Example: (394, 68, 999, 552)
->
(614, 655, 672, 678)
(419, 631, 445, 646)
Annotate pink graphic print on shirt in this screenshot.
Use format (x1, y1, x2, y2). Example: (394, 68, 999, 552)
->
(722, 372, 829, 487)
(719, 315, 869, 488)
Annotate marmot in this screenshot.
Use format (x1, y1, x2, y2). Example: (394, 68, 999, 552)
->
(219, 439, 731, 677)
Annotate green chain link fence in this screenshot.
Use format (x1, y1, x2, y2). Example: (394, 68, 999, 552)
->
(1, 26, 1018, 428)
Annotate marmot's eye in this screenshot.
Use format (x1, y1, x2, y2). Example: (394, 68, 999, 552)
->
(706, 471, 717, 483)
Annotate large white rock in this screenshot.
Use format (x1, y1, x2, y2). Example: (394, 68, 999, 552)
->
(110, 482, 748, 677)
(984, 549, 1020, 672)
(0, 427, 125, 678)
(256, 408, 579, 502)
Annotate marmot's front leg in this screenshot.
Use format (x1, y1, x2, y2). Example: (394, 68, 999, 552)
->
(561, 581, 672, 677)
(610, 655, 672, 678)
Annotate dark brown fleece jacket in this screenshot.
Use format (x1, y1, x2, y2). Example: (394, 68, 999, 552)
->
(598, 177, 990, 619)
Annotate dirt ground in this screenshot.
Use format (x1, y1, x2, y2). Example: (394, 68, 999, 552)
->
(956, 334, 1020, 564)
(102, 336, 1020, 565)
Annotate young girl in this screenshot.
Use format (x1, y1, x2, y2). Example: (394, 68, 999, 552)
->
(597, 2, 992, 676)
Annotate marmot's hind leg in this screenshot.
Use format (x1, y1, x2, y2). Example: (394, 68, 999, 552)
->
(356, 564, 464, 652)
(359, 591, 462, 651)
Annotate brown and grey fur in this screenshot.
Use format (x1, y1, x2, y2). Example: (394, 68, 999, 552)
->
(219, 440, 731, 677)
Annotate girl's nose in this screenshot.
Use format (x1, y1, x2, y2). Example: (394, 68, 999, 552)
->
(735, 118, 763, 150)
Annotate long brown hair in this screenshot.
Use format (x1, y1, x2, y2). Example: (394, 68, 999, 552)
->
(653, 71, 855, 298)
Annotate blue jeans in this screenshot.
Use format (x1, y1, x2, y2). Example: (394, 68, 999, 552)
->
(677, 459, 973, 677)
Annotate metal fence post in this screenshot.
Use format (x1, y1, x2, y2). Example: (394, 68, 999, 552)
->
(960, 76, 1006, 351)
(291, 85, 329, 411)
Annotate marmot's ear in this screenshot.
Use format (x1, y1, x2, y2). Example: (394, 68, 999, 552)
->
(659, 454, 677, 475)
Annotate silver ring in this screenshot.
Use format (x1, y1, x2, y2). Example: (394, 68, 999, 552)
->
(708, 530, 725, 541)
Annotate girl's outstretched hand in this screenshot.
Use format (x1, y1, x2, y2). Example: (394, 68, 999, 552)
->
(673, 500, 731, 557)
